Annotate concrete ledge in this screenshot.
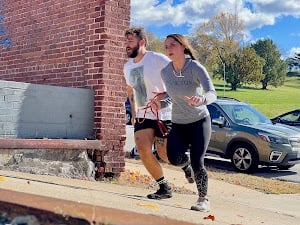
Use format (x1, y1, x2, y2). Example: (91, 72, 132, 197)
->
(0, 189, 196, 225)
(0, 138, 101, 150)
(0, 138, 103, 180)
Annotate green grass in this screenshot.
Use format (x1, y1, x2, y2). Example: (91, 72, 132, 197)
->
(213, 76, 300, 118)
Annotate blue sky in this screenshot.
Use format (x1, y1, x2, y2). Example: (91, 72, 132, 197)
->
(130, 0, 300, 59)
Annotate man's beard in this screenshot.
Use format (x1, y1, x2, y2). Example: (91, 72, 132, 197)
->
(127, 45, 139, 58)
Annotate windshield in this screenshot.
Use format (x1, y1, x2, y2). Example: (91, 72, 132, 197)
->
(221, 103, 272, 125)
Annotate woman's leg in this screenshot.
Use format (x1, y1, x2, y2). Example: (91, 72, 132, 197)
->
(189, 116, 211, 197)
(189, 117, 212, 211)
(166, 123, 189, 166)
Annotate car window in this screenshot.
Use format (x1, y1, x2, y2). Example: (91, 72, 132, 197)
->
(221, 104, 271, 125)
(280, 112, 299, 122)
(207, 105, 221, 120)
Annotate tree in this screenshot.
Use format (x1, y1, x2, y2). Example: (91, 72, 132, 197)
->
(190, 12, 244, 66)
(189, 31, 214, 65)
(190, 12, 259, 90)
(230, 47, 264, 90)
(213, 47, 264, 90)
(286, 52, 300, 72)
(190, 12, 267, 90)
(251, 39, 286, 89)
(146, 32, 165, 53)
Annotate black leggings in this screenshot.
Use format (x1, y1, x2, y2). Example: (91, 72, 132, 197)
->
(167, 116, 211, 197)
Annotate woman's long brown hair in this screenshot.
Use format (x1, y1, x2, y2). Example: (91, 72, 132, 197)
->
(166, 34, 198, 60)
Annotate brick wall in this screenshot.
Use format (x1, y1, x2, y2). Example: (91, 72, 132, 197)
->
(0, 0, 130, 176)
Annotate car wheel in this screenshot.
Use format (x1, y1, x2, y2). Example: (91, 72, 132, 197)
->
(230, 143, 258, 173)
(278, 165, 295, 170)
(130, 146, 138, 158)
(126, 110, 132, 125)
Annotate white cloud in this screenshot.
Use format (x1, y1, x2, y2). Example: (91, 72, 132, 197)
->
(288, 47, 300, 58)
(251, 0, 300, 16)
(130, 0, 300, 58)
(130, 0, 186, 26)
(130, 0, 300, 30)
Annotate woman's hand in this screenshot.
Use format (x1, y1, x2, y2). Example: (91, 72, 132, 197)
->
(184, 95, 204, 106)
(149, 98, 161, 112)
(149, 91, 167, 112)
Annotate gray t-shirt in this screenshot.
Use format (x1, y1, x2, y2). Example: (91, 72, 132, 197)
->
(161, 58, 217, 124)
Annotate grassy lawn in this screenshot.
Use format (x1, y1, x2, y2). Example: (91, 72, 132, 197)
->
(213, 76, 300, 118)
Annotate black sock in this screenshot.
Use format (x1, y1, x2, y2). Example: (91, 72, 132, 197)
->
(156, 177, 170, 190)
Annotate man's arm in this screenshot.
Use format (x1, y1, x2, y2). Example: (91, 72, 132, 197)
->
(127, 85, 136, 125)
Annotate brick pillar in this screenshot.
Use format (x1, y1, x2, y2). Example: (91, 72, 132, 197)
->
(0, 0, 131, 177)
(84, 0, 130, 177)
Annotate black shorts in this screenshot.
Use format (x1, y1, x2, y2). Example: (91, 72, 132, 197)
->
(134, 119, 172, 138)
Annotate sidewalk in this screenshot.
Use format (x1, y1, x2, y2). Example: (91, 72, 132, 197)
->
(0, 124, 300, 225)
(1, 159, 299, 225)
(122, 125, 300, 225)
(1, 124, 299, 225)
(125, 160, 300, 225)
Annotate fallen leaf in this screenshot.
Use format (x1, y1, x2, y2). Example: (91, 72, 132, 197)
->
(173, 203, 183, 207)
(203, 214, 215, 221)
(0, 176, 6, 181)
(137, 202, 160, 210)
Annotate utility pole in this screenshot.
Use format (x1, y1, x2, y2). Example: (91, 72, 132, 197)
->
(217, 54, 226, 97)
(222, 60, 226, 97)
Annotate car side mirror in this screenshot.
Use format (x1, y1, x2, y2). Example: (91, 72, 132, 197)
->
(212, 117, 226, 127)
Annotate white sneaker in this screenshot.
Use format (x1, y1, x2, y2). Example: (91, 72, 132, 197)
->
(191, 198, 210, 212)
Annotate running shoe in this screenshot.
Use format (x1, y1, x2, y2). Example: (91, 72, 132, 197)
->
(182, 165, 194, 183)
(147, 188, 172, 200)
(191, 198, 210, 212)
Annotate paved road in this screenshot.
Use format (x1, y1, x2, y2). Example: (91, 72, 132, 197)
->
(204, 155, 300, 184)
(125, 125, 300, 184)
(254, 164, 300, 183)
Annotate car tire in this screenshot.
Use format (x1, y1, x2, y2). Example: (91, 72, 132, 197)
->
(230, 143, 258, 173)
(130, 146, 138, 158)
(126, 110, 132, 125)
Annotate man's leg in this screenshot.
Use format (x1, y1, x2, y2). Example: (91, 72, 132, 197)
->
(135, 128, 172, 199)
(135, 128, 162, 179)
(155, 137, 169, 163)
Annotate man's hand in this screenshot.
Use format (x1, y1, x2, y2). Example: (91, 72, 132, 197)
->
(131, 112, 136, 125)
(127, 85, 136, 125)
